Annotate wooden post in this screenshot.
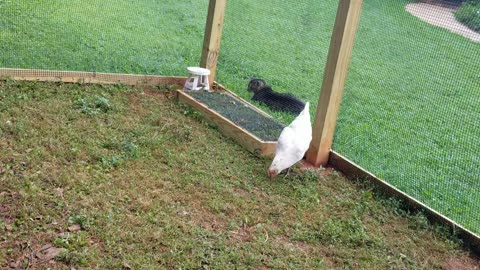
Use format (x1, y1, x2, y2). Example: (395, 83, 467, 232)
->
(306, 0, 363, 167)
(200, 0, 227, 84)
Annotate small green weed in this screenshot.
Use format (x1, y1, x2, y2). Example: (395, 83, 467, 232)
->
(56, 248, 90, 267)
(99, 136, 141, 168)
(74, 95, 113, 115)
(68, 214, 91, 230)
(53, 230, 92, 266)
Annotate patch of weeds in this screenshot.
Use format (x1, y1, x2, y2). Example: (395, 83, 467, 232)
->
(434, 224, 464, 246)
(111, 83, 134, 93)
(74, 95, 113, 116)
(1, 120, 26, 137)
(68, 214, 91, 230)
(120, 139, 140, 158)
(320, 218, 383, 248)
(100, 155, 122, 169)
(53, 231, 91, 266)
(378, 196, 411, 217)
(291, 183, 321, 208)
(99, 136, 141, 169)
(149, 84, 181, 92)
(56, 249, 89, 266)
(386, 251, 421, 269)
(408, 211, 430, 231)
(294, 217, 382, 249)
(181, 104, 204, 122)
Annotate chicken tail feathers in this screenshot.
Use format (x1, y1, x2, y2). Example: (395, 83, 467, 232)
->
(300, 102, 310, 117)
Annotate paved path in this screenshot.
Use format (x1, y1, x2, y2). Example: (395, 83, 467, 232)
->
(405, 3, 480, 43)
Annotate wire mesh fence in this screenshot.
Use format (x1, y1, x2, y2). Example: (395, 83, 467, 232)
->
(218, 0, 480, 236)
(216, 0, 338, 124)
(0, 0, 207, 76)
(335, 0, 480, 234)
(1, 0, 479, 237)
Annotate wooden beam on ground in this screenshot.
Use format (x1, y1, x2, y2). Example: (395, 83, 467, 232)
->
(0, 68, 186, 86)
(200, 0, 227, 84)
(306, 0, 363, 167)
(329, 150, 480, 256)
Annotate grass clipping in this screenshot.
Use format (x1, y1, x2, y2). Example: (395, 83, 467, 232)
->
(187, 90, 285, 141)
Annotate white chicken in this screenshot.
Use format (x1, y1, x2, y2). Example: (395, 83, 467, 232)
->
(267, 102, 312, 178)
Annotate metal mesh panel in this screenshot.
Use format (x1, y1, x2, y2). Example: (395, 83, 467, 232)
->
(335, 0, 480, 234)
(216, 0, 337, 124)
(0, 0, 207, 76)
(1, 0, 479, 237)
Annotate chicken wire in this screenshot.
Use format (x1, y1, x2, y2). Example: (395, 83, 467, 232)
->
(218, 0, 480, 236)
(1, 0, 479, 237)
(0, 0, 207, 76)
(215, 0, 337, 124)
(335, 0, 480, 235)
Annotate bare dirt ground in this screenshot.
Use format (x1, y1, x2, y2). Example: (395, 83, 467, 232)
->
(406, 2, 480, 43)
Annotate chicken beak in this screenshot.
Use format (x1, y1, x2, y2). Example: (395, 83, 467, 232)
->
(267, 169, 277, 179)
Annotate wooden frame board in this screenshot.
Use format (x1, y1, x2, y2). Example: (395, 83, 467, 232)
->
(329, 150, 480, 255)
(0, 68, 187, 86)
(177, 88, 278, 157)
(306, 0, 363, 166)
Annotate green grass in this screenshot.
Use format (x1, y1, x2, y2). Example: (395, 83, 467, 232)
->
(1, 80, 478, 269)
(0, 0, 206, 74)
(455, 0, 480, 32)
(0, 0, 479, 236)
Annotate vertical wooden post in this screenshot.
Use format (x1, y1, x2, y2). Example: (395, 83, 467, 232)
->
(306, 0, 363, 167)
(200, 0, 227, 84)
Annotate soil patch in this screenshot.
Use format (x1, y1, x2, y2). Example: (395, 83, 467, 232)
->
(186, 90, 285, 141)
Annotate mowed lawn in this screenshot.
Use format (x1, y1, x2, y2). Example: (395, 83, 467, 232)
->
(0, 0, 206, 75)
(1, 0, 479, 235)
(0, 80, 479, 269)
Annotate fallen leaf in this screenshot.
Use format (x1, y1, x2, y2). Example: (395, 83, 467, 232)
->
(179, 210, 190, 216)
(54, 188, 64, 198)
(37, 246, 66, 261)
(9, 261, 19, 268)
(57, 232, 68, 238)
(68, 224, 81, 232)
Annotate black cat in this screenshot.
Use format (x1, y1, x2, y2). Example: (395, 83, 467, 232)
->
(248, 79, 305, 114)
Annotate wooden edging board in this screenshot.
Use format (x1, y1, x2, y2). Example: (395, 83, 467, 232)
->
(329, 150, 480, 256)
(177, 89, 277, 157)
(0, 68, 186, 86)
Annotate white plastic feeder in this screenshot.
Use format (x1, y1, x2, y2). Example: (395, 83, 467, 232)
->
(184, 67, 211, 91)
